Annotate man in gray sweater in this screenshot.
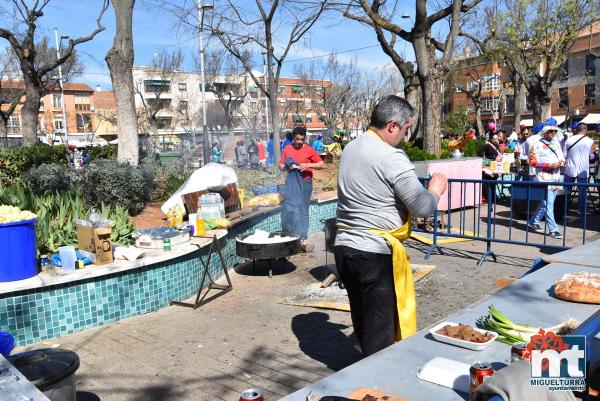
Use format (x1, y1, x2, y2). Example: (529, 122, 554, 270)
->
(335, 95, 447, 356)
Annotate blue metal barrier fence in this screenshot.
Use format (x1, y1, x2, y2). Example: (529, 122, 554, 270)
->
(413, 178, 600, 266)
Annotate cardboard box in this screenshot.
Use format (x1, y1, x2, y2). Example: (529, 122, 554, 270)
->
(76, 225, 114, 265)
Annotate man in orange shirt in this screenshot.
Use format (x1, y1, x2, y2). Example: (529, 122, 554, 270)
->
(279, 126, 324, 250)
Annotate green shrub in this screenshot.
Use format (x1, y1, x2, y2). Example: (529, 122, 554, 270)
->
(0, 186, 135, 254)
(439, 150, 453, 159)
(463, 139, 487, 157)
(88, 144, 117, 161)
(22, 163, 76, 196)
(153, 159, 190, 202)
(398, 142, 437, 161)
(79, 160, 155, 215)
(0, 144, 69, 186)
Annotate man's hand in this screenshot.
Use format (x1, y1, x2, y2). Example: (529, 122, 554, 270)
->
(428, 173, 448, 199)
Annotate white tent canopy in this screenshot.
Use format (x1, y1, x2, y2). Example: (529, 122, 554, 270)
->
(580, 113, 600, 124)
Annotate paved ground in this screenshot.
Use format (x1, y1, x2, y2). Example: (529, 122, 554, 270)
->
(15, 229, 542, 401)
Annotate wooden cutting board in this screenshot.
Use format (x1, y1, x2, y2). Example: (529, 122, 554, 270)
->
(348, 387, 410, 401)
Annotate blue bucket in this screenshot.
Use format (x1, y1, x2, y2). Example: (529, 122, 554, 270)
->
(0, 331, 14, 357)
(0, 217, 38, 282)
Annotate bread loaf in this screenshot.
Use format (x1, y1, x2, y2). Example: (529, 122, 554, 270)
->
(554, 271, 600, 304)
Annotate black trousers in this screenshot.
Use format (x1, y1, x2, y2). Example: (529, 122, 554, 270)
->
(334, 245, 396, 357)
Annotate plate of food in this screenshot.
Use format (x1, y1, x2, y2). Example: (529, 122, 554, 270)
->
(429, 321, 497, 351)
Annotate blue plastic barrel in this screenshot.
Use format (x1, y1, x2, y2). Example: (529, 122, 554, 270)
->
(0, 331, 15, 357)
(0, 217, 38, 282)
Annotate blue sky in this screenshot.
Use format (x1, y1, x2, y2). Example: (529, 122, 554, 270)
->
(1, 1, 416, 89)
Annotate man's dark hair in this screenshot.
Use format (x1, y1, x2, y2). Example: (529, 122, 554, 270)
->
(369, 95, 415, 129)
(576, 123, 587, 133)
(292, 126, 307, 137)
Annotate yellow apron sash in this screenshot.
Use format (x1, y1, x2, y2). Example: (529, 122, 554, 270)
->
(338, 219, 417, 341)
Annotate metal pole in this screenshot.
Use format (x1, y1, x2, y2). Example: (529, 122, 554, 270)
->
(54, 28, 69, 145)
(262, 52, 270, 135)
(198, 1, 210, 165)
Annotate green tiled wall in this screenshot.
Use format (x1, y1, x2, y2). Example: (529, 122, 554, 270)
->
(0, 200, 336, 347)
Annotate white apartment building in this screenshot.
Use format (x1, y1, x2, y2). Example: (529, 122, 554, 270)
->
(132, 66, 268, 141)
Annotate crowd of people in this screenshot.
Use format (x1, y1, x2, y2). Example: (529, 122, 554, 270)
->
(459, 118, 599, 239)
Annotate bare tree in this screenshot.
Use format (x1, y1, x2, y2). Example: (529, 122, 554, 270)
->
(106, 0, 139, 165)
(344, 0, 481, 156)
(488, 0, 597, 122)
(0, 48, 24, 147)
(134, 49, 183, 138)
(154, 0, 332, 166)
(295, 54, 361, 134)
(0, 0, 108, 146)
(204, 49, 248, 137)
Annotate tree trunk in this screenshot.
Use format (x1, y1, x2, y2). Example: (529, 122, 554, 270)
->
(0, 118, 8, 149)
(541, 101, 552, 121)
(513, 81, 524, 128)
(20, 84, 42, 146)
(405, 84, 422, 142)
(531, 93, 543, 125)
(475, 106, 484, 137)
(106, 0, 139, 166)
(420, 76, 442, 156)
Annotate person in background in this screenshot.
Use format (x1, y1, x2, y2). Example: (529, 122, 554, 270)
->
(279, 126, 324, 251)
(335, 95, 447, 357)
(481, 134, 503, 203)
(515, 127, 530, 181)
(256, 138, 266, 166)
(266, 133, 275, 166)
(281, 131, 293, 152)
(523, 123, 544, 175)
(247, 139, 259, 169)
(528, 125, 565, 239)
(562, 123, 594, 215)
(312, 133, 325, 155)
(212, 142, 223, 163)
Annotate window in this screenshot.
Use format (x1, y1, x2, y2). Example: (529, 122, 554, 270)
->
(280, 101, 286, 107)
(525, 94, 534, 112)
(466, 81, 479, 91)
(52, 94, 62, 108)
(586, 55, 596, 76)
(504, 95, 515, 114)
(74, 93, 91, 111)
(156, 117, 172, 129)
(76, 114, 92, 133)
(144, 80, 171, 93)
(306, 115, 313, 124)
(467, 104, 476, 112)
(7, 116, 20, 134)
(146, 98, 171, 109)
(558, 60, 569, 80)
(293, 115, 304, 124)
(178, 83, 187, 92)
(292, 85, 304, 94)
(53, 118, 64, 131)
(318, 115, 326, 123)
(559, 88, 569, 109)
(481, 96, 499, 112)
(585, 84, 596, 106)
(482, 74, 500, 91)
(178, 100, 188, 110)
(455, 83, 465, 92)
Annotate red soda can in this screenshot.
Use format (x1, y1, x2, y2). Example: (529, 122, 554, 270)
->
(240, 389, 264, 401)
(470, 362, 494, 401)
(511, 342, 528, 363)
